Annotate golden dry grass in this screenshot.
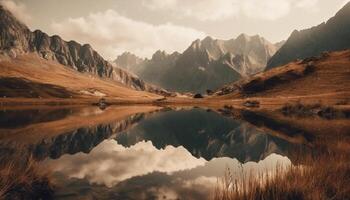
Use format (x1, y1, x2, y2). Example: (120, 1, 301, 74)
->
(214, 134, 350, 200)
(0, 53, 160, 100)
(214, 152, 350, 200)
(0, 156, 54, 200)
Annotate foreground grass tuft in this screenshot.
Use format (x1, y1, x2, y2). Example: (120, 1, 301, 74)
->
(214, 151, 350, 200)
(0, 156, 54, 200)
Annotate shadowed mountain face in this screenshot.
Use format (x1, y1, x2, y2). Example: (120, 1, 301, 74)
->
(266, 2, 350, 70)
(0, 5, 165, 93)
(115, 35, 280, 93)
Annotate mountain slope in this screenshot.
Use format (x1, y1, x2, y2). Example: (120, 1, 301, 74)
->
(266, 2, 350, 70)
(0, 54, 160, 99)
(215, 50, 350, 99)
(115, 35, 279, 93)
(0, 5, 166, 95)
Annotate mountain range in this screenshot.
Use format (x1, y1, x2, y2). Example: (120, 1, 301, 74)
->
(0, 5, 167, 96)
(115, 35, 281, 93)
(266, 2, 350, 70)
(0, 2, 349, 99)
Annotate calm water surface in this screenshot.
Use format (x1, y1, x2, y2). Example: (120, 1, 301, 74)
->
(0, 106, 311, 200)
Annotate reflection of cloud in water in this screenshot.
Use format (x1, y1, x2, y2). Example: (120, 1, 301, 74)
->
(46, 140, 206, 187)
(49, 139, 291, 199)
(47, 140, 291, 199)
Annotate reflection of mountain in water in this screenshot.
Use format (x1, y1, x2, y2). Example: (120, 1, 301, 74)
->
(0, 107, 309, 164)
(0, 113, 145, 163)
(34, 113, 145, 159)
(0, 109, 72, 129)
(116, 108, 307, 162)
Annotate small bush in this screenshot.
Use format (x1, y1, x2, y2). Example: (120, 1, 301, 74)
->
(206, 89, 214, 95)
(193, 93, 204, 98)
(281, 103, 348, 119)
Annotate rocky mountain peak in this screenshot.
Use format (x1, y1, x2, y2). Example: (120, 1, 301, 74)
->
(114, 34, 281, 93)
(152, 50, 168, 61)
(236, 33, 252, 42)
(201, 36, 215, 46)
(189, 39, 202, 50)
(0, 5, 31, 55)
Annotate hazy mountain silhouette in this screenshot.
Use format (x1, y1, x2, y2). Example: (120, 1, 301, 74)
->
(115, 35, 280, 93)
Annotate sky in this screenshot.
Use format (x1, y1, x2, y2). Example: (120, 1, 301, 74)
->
(1, 0, 348, 59)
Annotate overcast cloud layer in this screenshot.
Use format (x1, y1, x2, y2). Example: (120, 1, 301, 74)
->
(51, 10, 205, 59)
(1, 0, 348, 59)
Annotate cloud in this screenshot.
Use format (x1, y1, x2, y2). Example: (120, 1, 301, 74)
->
(144, 0, 239, 21)
(295, 0, 319, 8)
(51, 9, 206, 59)
(241, 0, 291, 20)
(0, 0, 32, 24)
(143, 0, 321, 21)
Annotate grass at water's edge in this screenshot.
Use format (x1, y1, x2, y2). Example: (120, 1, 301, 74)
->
(0, 156, 54, 200)
(214, 146, 350, 200)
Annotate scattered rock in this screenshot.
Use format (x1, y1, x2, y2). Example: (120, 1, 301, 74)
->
(243, 100, 260, 108)
(93, 98, 109, 110)
(155, 97, 167, 102)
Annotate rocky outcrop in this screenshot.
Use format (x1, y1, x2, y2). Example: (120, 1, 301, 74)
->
(115, 35, 279, 93)
(0, 5, 167, 94)
(266, 2, 350, 70)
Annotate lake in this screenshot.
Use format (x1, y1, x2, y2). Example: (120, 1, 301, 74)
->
(0, 106, 313, 200)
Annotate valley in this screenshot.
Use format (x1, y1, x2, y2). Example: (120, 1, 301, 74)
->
(0, 1, 349, 200)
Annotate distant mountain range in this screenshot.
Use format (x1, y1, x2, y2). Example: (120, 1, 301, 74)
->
(266, 2, 350, 70)
(115, 35, 281, 93)
(1, 1, 349, 97)
(0, 5, 166, 95)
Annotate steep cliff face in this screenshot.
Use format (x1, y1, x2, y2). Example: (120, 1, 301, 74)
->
(115, 35, 279, 93)
(266, 2, 350, 70)
(0, 5, 31, 55)
(0, 5, 166, 94)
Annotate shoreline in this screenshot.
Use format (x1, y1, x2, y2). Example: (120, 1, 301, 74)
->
(1, 91, 349, 110)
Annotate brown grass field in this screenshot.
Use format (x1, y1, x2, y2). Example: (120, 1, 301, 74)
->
(0, 53, 160, 102)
